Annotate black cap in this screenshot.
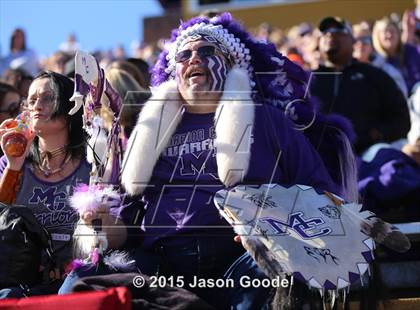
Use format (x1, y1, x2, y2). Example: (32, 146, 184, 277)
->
(319, 16, 352, 36)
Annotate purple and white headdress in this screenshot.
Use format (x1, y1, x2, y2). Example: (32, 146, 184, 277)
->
(164, 21, 254, 87)
(152, 12, 358, 202)
(153, 12, 308, 108)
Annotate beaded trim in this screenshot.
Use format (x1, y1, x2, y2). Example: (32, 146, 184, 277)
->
(165, 22, 256, 87)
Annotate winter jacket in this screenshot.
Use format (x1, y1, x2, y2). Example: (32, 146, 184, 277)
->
(311, 60, 410, 153)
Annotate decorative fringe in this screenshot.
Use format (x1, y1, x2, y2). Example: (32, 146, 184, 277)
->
(103, 251, 137, 272)
(240, 236, 293, 310)
(337, 129, 359, 203)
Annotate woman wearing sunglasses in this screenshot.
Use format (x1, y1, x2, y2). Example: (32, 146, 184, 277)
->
(352, 22, 408, 98)
(373, 16, 420, 96)
(0, 71, 90, 298)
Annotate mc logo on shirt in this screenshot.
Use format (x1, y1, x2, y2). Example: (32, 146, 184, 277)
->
(29, 186, 67, 211)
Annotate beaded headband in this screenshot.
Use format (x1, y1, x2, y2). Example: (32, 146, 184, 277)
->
(164, 22, 256, 87)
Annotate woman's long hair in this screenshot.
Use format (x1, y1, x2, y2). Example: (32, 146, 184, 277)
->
(10, 28, 26, 52)
(28, 71, 86, 163)
(372, 17, 404, 65)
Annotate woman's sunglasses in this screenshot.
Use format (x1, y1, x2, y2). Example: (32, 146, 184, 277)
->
(355, 36, 372, 45)
(175, 45, 218, 63)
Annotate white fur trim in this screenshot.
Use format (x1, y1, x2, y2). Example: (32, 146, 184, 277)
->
(166, 23, 255, 87)
(215, 66, 254, 186)
(408, 84, 420, 144)
(121, 67, 254, 193)
(73, 222, 94, 258)
(121, 80, 183, 195)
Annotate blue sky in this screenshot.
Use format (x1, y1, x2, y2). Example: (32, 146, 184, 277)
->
(0, 0, 163, 58)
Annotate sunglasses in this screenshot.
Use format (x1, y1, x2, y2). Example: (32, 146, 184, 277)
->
(322, 27, 350, 35)
(355, 36, 372, 45)
(26, 93, 55, 107)
(175, 45, 218, 63)
(0, 101, 21, 116)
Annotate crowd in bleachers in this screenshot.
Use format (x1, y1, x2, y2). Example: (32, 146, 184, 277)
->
(0, 5, 419, 305)
(1, 8, 419, 210)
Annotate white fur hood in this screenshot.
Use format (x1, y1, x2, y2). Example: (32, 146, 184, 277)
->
(121, 66, 255, 195)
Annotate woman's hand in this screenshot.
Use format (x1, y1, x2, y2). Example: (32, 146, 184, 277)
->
(402, 9, 416, 44)
(0, 119, 36, 171)
(234, 235, 246, 248)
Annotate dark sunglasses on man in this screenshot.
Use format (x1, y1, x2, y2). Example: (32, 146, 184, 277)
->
(322, 27, 351, 35)
(354, 36, 372, 45)
(175, 45, 220, 63)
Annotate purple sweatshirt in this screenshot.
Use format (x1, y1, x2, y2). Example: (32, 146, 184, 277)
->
(140, 104, 337, 249)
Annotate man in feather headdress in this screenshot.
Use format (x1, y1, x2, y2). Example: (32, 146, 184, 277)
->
(118, 13, 354, 309)
(61, 13, 359, 309)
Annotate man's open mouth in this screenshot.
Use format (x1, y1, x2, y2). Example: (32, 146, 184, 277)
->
(187, 68, 206, 78)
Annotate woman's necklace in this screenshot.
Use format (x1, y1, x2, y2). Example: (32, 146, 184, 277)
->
(36, 145, 71, 178)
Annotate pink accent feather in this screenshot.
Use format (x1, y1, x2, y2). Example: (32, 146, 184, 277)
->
(70, 183, 121, 214)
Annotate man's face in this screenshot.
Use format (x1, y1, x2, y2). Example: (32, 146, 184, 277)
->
(319, 27, 354, 64)
(353, 36, 373, 63)
(175, 39, 230, 110)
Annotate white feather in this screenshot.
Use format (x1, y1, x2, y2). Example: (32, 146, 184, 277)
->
(215, 66, 254, 186)
(121, 67, 255, 193)
(69, 186, 120, 214)
(121, 80, 183, 195)
(73, 221, 97, 258)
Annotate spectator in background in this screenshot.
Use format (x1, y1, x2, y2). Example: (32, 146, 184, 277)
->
(135, 41, 162, 67)
(127, 57, 151, 86)
(401, 2, 420, 46)
(59, 33, 80, 55)
(353, 22, 408, 97)
(283, 23, 321, 70)
(373, 16, 420, 95)
(311, 16, 410, 154)
(298, 25, 322, 70)
(1, 28, 39, 77)
(268, 27, 287, 52)
(45, 51, 71, 75)
(1, 68, 33, 98)
(101, 67, 150, 148)
(0, 83, 21, 125)
(255, 22, 272, 41)
(113, 44, 126, 60)
(107, 60, 149, 89)
(0, 83, 21, 157)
